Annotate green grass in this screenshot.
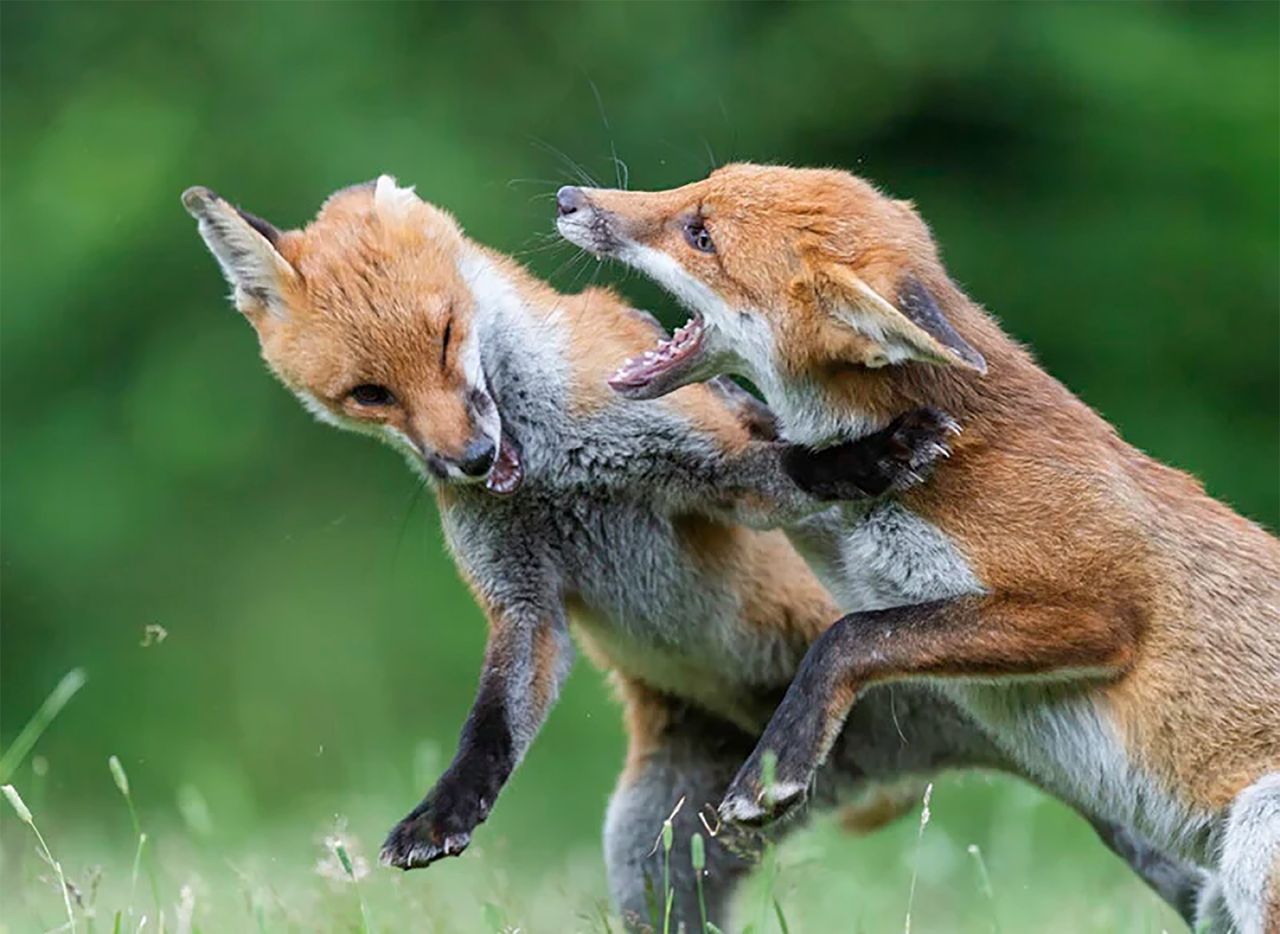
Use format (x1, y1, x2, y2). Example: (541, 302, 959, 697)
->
(2, 768, 1186, 933)
(1, 671, 1187, 934)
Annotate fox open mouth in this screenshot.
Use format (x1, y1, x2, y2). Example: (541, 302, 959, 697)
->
(608, 315, 708, 400)
(485, 433, 523, 496)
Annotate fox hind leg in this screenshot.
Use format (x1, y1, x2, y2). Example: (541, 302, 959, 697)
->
(605, 693, 765, 932)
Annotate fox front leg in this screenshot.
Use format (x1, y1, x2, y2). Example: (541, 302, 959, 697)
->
(1089, 817, 1203, 927)
(782, 407, 960, 501)
(692, 406, 961, 528)
(381, 604, 573, 870)
(720, 594, 1137, 824)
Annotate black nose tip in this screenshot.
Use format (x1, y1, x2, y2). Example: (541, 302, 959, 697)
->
(557, 186, 586, 217)
(457, 437, 496, 478)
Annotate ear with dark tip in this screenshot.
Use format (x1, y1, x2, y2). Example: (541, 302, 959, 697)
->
(895, 275, 986, 373)
(822, 263, 986, 374)
(234, 206, 281, 246)
(181, 186, 297, 316)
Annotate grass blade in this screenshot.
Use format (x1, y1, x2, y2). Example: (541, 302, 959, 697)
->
(108, 756, 162, 923)
(0, 669, 87, 782)
(4, 783, 78, 933)
(967, 843, 1001, 934)
(691, 832, 709, 933)
(903, 783, 934, 934)
(772, 898, 791, 934)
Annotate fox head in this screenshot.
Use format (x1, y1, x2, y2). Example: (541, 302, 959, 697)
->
(183, 176, 521, 494)
(555, 163, 986, 406)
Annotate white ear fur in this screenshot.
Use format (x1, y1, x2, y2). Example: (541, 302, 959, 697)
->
(373, 174, 420, 224)
(181, 186, 297, 316)
(824, 265, 986, 374)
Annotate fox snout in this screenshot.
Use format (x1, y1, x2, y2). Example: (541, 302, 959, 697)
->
(555, 186, 625, 256)
(417, 422, 498, 483)
(453, 436, 496, 478)
(556, 186, 587, 218)
(418, 419, 522, 498)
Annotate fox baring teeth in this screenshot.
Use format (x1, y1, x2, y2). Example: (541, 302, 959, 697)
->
(608, 313, 707, 398)
(560, 163, 1280, 933)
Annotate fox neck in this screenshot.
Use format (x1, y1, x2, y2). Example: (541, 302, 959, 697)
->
(771, 298, 1068, 450)
(455, 245, 574, 472)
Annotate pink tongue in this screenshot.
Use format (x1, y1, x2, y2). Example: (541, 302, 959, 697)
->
(485, 435, 523, 496)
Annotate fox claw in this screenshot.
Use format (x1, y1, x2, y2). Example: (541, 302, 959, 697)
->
(879, 406, 961, 492)
(380, 781, 489, 871)
(719, 773, 808, 827)
(380, 816, 472, 870)
(781, 405, 962, 501)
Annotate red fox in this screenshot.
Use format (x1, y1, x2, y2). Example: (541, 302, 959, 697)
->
(181, 176, 993, 928)
(557, 164, 1280, 933)
(183, 176, 1200, 930)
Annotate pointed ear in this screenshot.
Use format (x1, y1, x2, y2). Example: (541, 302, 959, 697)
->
(821, 264, 986, 374)
(181, 186, 297, 316)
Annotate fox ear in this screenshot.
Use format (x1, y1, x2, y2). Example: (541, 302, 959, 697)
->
(181, 186, 297, 317)
(821, 264, 986, 374)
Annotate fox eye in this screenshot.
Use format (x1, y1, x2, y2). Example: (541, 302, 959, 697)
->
(684, 220, 715, 254)
(440, 317, 453, 369)
(349, 384, 395, 406)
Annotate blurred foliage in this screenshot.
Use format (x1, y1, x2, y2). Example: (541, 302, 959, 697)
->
(1, 0, 1276, 909)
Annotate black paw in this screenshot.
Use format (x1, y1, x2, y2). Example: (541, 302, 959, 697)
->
(875, 406, 960, 494)
(379, 784, 488, 871)
(784, 406, 959, 501)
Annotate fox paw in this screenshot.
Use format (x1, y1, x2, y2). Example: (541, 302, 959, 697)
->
(379, 786, 488, 870)
(718, 757, 811, 827)
(380, 816, 471, 870)
(783, 406, 959, 501)
(876, 406, 960, 494)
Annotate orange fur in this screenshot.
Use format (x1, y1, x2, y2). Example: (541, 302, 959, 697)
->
(259, 185, 487, 462)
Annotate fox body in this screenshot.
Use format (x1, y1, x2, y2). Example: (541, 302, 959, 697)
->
(558, 164, 1280, 932)
(184, 177, 1039, 929)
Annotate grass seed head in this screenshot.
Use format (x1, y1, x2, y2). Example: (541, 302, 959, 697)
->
(690, 832, 706, 872)
(108, 756, 130, 798)
(3, 783, 33, 823)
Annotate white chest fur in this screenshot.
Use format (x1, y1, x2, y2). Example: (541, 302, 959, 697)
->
(786, 501, 983, 613)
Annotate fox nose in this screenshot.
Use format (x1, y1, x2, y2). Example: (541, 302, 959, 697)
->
(456, 437, 496, 478)
(556, 186, 586, 217)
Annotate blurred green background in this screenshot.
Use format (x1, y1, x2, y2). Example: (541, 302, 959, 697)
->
(2, 2, 1276, 930)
